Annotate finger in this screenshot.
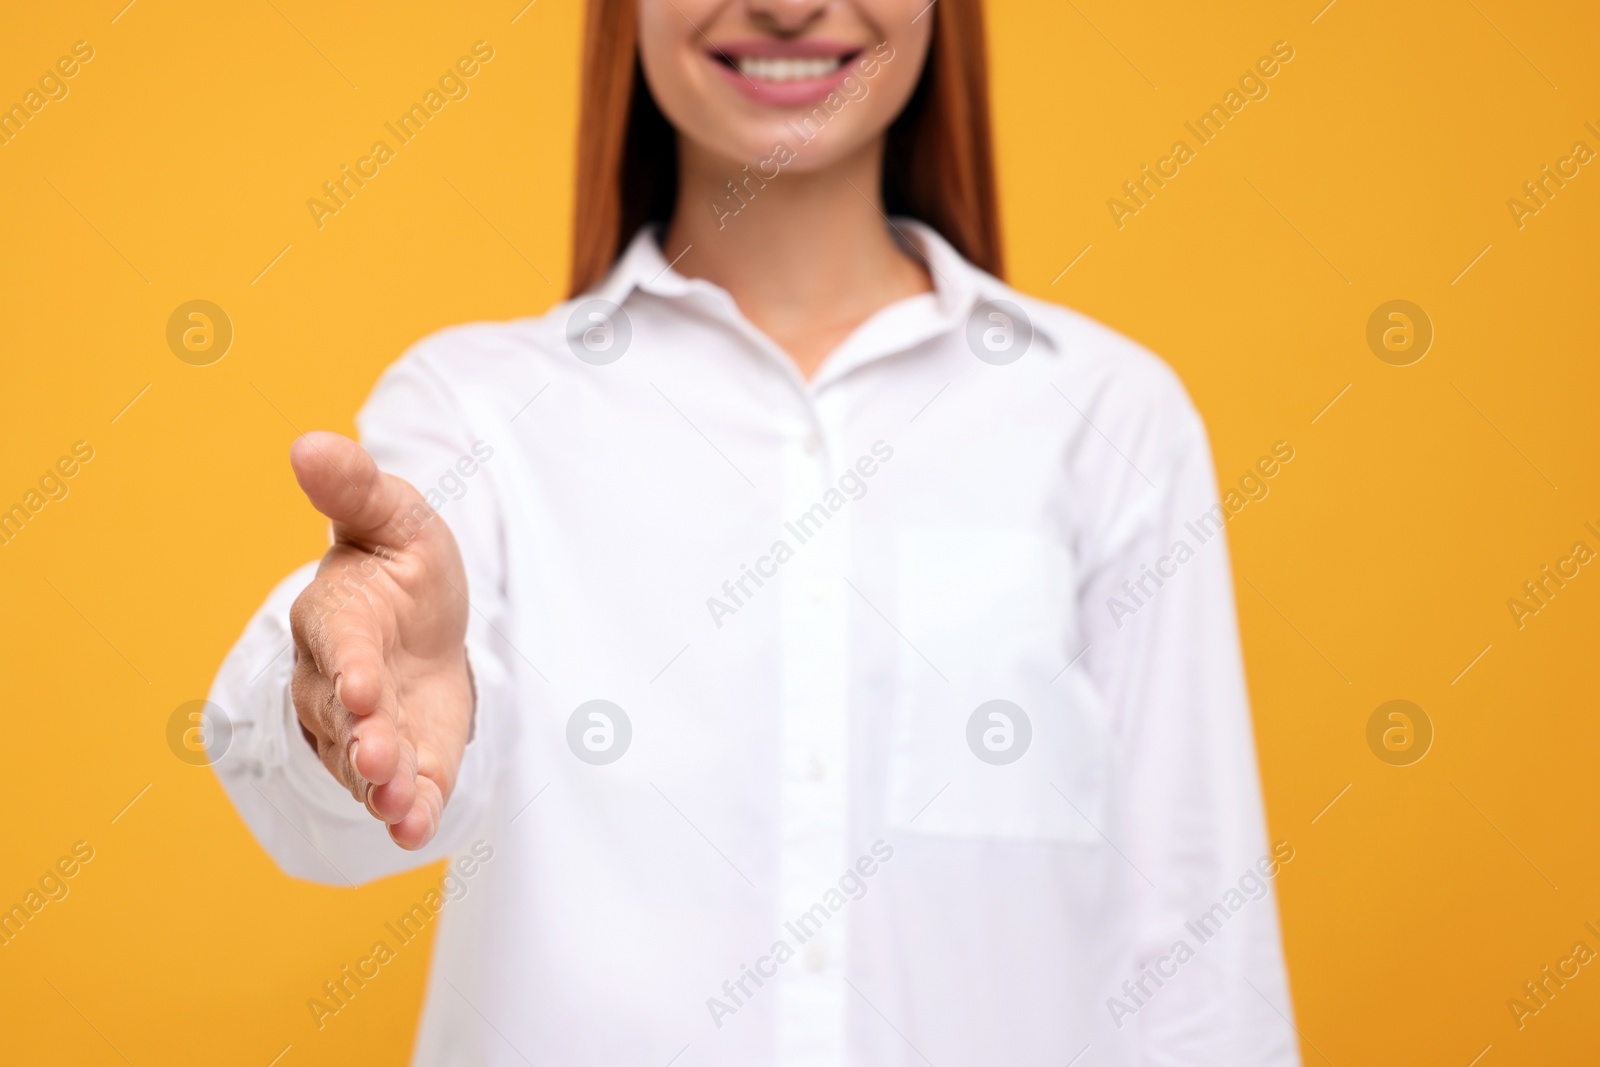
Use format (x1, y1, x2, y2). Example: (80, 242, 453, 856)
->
(388, 773, 446, 850)
(316, 707, 409, 822)
(290, 588, 387, 718)
(288, 431, 437, 552)
(316, 731, 364, 804)
(290, 656, 342, 747)
(347, 670, 403, 788)
(292, 658, 363, 799)
(289, 639, 404, 812)
(365, 734, 419, 824)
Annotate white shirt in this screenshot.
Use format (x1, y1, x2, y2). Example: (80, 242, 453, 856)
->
(208, 222, 1299, 1066)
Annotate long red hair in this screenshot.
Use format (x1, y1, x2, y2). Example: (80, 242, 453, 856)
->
(568, 0, 1003, 296)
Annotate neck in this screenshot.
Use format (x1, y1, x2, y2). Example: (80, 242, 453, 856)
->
(662, 137, 932, 380)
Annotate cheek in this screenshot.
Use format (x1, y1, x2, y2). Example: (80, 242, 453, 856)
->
(633, 4, 674, 86)
(850, 28, 931, 124)
(635, 0, 710, 117)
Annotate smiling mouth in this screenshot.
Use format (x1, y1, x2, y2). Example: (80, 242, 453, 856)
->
(712, 49, 863, 83)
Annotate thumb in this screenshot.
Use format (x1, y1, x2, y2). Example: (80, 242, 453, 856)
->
(289, 431, 431, 550)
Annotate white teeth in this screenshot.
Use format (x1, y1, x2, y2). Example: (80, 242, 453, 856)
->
(735, 56, 842, 82)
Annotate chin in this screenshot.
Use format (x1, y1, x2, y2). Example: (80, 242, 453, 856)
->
(704, 114, 878, 174)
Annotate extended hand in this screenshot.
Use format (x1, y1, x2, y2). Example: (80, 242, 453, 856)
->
(286, 431, 473, 850)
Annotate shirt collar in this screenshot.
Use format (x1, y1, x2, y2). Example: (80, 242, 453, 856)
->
(587, 225, 694, 308)
(585, 219, 1062, 382)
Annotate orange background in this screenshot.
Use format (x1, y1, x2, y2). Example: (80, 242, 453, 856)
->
(2, 1, 1597, 1063)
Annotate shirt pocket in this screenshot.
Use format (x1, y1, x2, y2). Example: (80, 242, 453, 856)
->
(884, 527, 1107, 845)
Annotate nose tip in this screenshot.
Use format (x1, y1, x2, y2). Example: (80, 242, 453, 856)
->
(746, 0, 830, 34)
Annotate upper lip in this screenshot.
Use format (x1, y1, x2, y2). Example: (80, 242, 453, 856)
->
(707, 38, 864, 61)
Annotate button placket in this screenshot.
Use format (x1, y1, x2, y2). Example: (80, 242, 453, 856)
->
(774, 413, 851, 1067)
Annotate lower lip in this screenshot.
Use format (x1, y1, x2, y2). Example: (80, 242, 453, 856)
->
(712, 54, 862, 108)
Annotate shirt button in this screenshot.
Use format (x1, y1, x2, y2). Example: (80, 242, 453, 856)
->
(806, 752, 826, 782)
(802, 434, 823, 456)
(806, 941, 828, 972)
(806, 579, 831, 603)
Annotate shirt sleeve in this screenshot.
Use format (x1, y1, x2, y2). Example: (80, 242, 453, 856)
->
(1072, 366, 1300, 1066)
(205, 342, 519, 886)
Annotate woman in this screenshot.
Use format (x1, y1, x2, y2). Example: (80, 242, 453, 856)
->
(209, 0, 1299, 1062)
